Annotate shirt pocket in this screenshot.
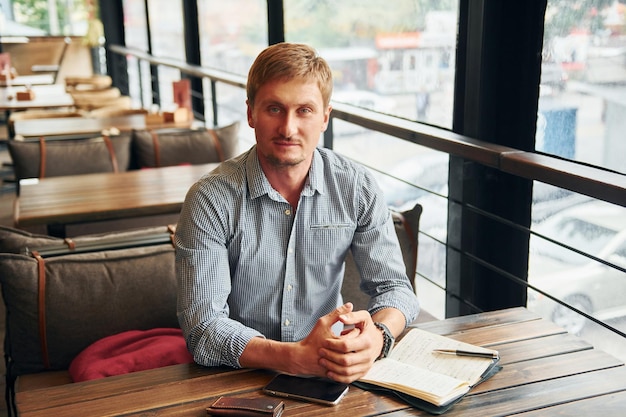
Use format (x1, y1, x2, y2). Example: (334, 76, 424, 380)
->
(307, 222, 355, 269)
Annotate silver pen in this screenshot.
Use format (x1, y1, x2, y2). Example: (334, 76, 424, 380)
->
(433, 349, 499, 359)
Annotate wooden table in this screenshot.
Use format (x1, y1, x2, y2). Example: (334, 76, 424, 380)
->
(14, 307, 626, 416)
(1, 84, 75, 139)
(13, 113, 147, 139)
(0, 74, 55, 86)
(13, 114, 197, 138)
(0, 84, 74, 112)
(14, 163, 218, 237)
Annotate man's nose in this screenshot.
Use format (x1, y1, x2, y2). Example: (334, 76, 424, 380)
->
(278, 113, 297, 138)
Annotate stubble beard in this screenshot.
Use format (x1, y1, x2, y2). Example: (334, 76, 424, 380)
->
(266, 152, 306, 168)
(265, 138, 307, 168)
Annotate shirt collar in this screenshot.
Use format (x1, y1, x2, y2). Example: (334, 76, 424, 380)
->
(245, 146, 326, 200)
(306, 148, 325, 196)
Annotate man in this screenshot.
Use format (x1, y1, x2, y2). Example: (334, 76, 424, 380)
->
(175, 42, 419, 384)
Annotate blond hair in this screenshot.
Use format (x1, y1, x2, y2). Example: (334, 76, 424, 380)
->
(247, 42, 333, 107)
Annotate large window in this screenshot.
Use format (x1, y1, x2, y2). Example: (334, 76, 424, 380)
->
(123, 0, 149, 107)
(3, 0, 90, 36)
(529, 0, 626, 362)
(285, 0, 457, 129)
(197, 0, 267, 148)
(197, 0, 267, 76)
(145, 0, 184, 107)
(122, 0, 186, 109)
(537, 0, 625, 174)
(123, 0, 149, 50)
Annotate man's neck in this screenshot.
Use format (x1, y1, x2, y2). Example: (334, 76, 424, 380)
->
(261, 160, 310, 209)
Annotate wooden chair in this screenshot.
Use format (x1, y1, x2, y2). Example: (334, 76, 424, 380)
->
(70, 89, 132, 111)
(30, 37, 72, 84)
(65, 75, 112, 91)
(3, 37, 70, 81)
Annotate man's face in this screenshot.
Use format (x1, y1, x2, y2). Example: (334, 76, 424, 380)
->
(247, 77, 331, 169)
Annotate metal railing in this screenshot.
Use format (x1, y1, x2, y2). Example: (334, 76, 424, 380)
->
(109, 46, 624, 207)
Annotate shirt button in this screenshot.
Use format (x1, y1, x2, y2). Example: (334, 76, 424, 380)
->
(284, 319, 290, 326)
(287, 284, 293, 291)
(284, 209, 291, 216)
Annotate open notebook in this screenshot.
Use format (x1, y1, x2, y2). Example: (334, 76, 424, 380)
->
(354, 328, 501, 414)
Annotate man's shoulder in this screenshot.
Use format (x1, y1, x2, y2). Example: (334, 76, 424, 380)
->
(316, 147, 366, 174)
(194, 150, 249, 191)
(314, 148, 383, 198)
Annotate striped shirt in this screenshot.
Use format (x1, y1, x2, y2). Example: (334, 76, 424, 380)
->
(175, 146, 420, 368)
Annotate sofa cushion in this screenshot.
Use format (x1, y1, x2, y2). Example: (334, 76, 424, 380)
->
(0, 224, 171, 254)
(0, 226, 178, 377)
(8, 134, 132, 181)
(131, 121, 240, 168)
(68, 328, 194, 382)
(0, 225, 59, 253)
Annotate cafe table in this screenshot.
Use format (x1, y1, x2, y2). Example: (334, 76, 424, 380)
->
(14, 307, 626, 416)
(0, 84, 74, 112)
(12, 113, 148, 139)
(0, 74, 55, 87)
(12, 113, 197, 139)
(13, 163, 219, 237)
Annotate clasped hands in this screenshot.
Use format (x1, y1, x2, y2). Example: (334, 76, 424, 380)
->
(297, 302, 384, 383)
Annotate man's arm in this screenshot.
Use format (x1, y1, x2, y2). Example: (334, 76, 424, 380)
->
(176, 178, 261, 369)
(351, 169, 420, 324)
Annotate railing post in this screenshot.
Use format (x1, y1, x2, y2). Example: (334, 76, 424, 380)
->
(137, 58, 145, 109)
(210, 80, 218, 127)
(324, 118, 334, 150)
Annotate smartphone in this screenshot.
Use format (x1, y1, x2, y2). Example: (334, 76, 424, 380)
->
(263, 374, 349, 406)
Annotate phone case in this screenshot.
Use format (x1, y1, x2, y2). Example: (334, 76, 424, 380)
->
(263, 374, 349, 406)
(207, 396, 285, 417)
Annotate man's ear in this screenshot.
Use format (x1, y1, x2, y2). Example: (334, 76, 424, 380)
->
(246, 100, 255, 128)
(321, 105, 332, 132)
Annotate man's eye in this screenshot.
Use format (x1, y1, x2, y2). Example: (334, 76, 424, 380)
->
(299, 108, 312, 114)
(268, 107, 281, 114)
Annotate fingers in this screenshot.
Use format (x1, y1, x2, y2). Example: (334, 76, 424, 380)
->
(339, 326, 360, 338)
(303, 304, 380, 383)
(322, 302, 372, 330)
(318, 303, 356, 334)
(293, 304, 371, 379)
(338, 308, 373, 330)
(318, 349, 373, 383)
(333, 302, 354, 318)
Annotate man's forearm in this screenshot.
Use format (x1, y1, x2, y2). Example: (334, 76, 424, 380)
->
(239, 337, 302, 374)
(239, 304, 358, 377)
(371, 307, 407, 338)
